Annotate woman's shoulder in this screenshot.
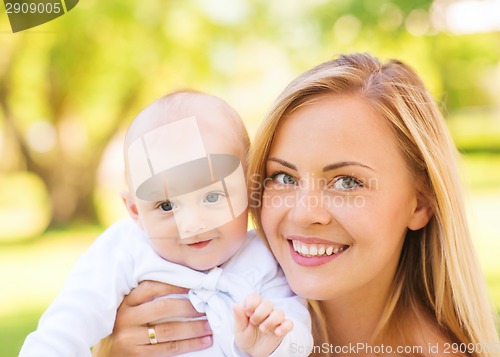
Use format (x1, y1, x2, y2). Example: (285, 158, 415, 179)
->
(410, 313, 470, 357)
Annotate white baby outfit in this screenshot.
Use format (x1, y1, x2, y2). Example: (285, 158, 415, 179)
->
(20, 219, 312, 357)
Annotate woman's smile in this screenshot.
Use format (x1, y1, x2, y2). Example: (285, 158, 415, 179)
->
(285, 235, 351, 266)
(289, 240, 349, 266)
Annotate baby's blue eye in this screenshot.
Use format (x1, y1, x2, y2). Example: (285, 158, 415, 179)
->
(273, 173, 297, 185)
(204, 192, 224, 203)
(159, 201, 176, 212)
(333, 176, 362, 190)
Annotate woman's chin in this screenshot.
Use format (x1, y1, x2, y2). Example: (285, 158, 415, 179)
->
(290, 282, 332, 300)
(279, 261, 336, 300)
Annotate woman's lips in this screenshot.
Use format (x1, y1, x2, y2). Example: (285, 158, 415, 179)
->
(285, 235, 350, 266)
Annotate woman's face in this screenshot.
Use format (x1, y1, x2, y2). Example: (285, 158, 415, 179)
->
(261, 94, 426, 301)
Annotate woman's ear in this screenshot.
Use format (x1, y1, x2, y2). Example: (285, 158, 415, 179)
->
(120, 190, 140, 223)
(408, 193, 433, 231)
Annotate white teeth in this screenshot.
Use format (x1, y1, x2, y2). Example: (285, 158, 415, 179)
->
(292, 240, 347, 257)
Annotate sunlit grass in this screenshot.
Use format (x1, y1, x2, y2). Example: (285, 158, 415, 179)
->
(0, 308, 44, 357)
(0, 226, 101, 356)
(0, 227, 100, 316)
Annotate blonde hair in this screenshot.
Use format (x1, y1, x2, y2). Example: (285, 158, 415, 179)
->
(248, 53, 499, 355)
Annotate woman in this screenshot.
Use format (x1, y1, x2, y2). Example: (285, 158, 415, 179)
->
(95, 53, 499, 356)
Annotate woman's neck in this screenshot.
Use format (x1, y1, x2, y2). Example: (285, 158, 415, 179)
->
(320, 292, 386, 347)
(318, 269, 397, 348)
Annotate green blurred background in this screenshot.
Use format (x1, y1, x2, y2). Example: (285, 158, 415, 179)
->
(1, 0, 499, 355)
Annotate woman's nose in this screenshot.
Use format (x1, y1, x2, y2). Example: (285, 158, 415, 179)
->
(288, 188, 333, 227)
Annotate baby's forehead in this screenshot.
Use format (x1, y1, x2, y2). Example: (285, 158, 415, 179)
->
(128, 98, 243, 153)
(127, 115, 244, 199)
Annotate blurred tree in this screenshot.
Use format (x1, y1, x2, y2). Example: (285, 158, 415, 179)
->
(0, 0, 498, 230)
(0, 1, 219, 226)
(0, 0, 293, 227)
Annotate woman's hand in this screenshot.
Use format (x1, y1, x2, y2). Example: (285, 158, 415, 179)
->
(92, 281, 213, 357)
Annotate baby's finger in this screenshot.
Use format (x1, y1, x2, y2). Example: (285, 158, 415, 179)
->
(243, 293, 262, 317)
(233, 304, 249, 334)
(248, 299, 273, 326)
(275, 319, 294, 336)
(259, 309, 285, 333)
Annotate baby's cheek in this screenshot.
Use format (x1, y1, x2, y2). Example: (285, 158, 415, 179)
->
(153, 240, 183, 264)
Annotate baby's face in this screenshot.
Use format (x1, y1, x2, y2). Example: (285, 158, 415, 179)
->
(134, 191, 248, 271)
(127, 113, 249, 270)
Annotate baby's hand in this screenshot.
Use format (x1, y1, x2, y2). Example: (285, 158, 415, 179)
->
(233, 293, 293, 357)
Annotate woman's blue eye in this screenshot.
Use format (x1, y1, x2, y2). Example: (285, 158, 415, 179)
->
(333, 176, 362, 190)
(159, 201, 176, 212)
(273, 173, 297, 185)
(204, 192, 224, 203)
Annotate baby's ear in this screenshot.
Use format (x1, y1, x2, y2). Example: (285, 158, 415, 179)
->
(408, 193, 433, 231)
(120, 190, 140, 223)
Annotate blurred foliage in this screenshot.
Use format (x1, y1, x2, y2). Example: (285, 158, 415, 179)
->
(448, 108, 500, 153)
(0, 0, 499, 236)
(461, 155, 500, 190)
(0, 172, 51, 242)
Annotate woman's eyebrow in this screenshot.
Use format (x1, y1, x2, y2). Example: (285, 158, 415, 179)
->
(268, 158, 375, 173)
(267, 157, 297, 171)
(322, 161, 375, 172)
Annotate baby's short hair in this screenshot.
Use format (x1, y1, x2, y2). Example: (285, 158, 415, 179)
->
(124, 91, 250, 188)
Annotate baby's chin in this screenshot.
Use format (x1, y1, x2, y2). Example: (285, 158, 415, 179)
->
(187, 256, 229, 272)
(158, 254, 219, 272)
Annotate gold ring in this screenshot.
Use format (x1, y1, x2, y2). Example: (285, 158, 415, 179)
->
(148, 326, 158, 345)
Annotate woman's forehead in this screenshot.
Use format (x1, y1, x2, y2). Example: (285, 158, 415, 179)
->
(273, 95, 381, 142)
(267, 95, 403, 171)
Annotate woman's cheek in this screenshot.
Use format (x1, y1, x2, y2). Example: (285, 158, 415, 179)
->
(262, 187, 292, 218)
(261, 190, 283, 238)
(261, 191, 274, 231)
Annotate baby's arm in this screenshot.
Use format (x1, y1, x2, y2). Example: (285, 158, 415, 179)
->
(233, 293, 293, 357)
(19, 222, 134, 357)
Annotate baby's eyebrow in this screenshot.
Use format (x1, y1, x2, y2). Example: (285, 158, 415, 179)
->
(144, 189, 169, 201)
(267, 157, 297, 171)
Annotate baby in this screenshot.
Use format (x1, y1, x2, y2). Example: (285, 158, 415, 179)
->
(20, 91, 312, 357)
